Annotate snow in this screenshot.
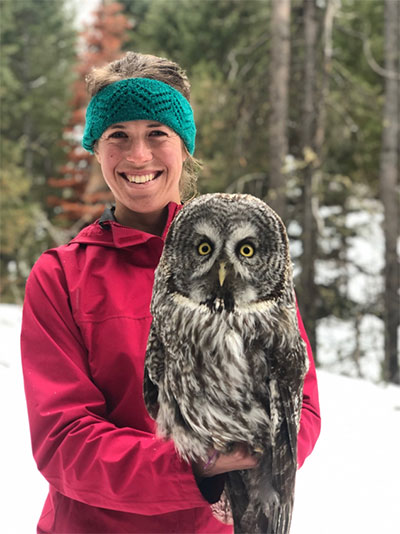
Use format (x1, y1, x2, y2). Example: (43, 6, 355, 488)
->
(1, 304, 399, 533)
(292, 371, 400, 534)
(316, 314, 385, 381)
(315, 200, 393, 383)
(0, 305, 48, 534)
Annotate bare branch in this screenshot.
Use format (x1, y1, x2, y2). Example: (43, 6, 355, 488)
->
(337, 24, 400, 80)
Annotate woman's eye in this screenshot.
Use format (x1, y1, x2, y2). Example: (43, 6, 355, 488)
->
(197, 241, 213, 256)
(149, 129, 168, 138)
(108, 131, 128, 139)
(238, 243, 255, 258)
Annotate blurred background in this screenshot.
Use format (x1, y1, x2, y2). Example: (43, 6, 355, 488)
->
(1, 0, 399, 385)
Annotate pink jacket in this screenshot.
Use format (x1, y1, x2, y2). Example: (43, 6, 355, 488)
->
(21, 202, 320, 533)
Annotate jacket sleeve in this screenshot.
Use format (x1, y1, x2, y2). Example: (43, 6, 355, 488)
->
(20, 251, 209, 516)
(296, 306, 321, 468)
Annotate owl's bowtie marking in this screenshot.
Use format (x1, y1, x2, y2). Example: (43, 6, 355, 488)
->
(202, 291, 235, 313)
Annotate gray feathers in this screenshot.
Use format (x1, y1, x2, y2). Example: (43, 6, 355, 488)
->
(144, 193, 309, 534)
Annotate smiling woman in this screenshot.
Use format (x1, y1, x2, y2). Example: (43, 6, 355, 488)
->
(20, 51, 321, 534)
(78, 56, 204, 234)
(94, 119, 186, 232)
(85, 55, 201, 203)
(19, 51, 270, 534)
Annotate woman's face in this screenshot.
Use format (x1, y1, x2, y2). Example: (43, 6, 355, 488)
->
(95, 120, 186, 224)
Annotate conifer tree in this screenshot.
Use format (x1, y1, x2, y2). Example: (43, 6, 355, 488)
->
(48, 2, 131, 230)
(0, 0, 76, 301)
(129, 0, 390, 378)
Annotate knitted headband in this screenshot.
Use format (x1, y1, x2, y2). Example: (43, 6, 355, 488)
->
(82, 77, 196, 154)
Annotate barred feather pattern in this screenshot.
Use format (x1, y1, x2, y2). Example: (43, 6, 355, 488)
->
(144, 193, 309, 534)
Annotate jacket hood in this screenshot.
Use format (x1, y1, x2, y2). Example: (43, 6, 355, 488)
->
(69, 202, 182, 249)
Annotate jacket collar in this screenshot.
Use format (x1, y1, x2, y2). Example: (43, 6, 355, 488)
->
(69, 202, 182, 249)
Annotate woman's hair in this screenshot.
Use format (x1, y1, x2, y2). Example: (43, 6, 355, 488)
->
(86, 52, 200, 201)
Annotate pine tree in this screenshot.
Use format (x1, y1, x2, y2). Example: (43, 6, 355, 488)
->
(0, 0, 76, 302)
(48, 2, 132, 231)
(131, 0, 272, 194)
(129, 0, 391, 378)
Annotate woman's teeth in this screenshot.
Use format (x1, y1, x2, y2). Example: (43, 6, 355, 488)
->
(125, 173, 158, 184)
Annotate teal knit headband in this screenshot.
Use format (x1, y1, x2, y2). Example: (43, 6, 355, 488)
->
(82, 77, 196, 154)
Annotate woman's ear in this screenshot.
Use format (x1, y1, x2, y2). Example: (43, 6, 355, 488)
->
(93, 144, 101, 164)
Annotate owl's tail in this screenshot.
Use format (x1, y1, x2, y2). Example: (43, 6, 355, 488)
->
(254, 503, 293, 534)
(225, 471, 294, 534)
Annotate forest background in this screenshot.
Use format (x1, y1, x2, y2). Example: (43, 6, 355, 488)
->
(1, 0, 399, 384)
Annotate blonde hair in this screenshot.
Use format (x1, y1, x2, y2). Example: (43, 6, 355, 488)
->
(86, 52, 201, 201)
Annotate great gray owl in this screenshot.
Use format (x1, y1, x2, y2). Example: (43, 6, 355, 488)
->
(143, 193, 309, 534)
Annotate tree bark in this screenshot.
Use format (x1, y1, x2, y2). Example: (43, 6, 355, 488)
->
(315, 0, 337, 156)
(380, 0, 399, 384)
(268, 0, 291, 222)
(299, 0, 319, 360)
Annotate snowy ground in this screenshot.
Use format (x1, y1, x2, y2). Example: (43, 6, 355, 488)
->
(1, 304, 399, 534)
(0, 305, 48, 534)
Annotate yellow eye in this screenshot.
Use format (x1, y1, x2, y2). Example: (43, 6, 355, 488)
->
(198, 242, 213, 256)
(239, 243, 254, 258)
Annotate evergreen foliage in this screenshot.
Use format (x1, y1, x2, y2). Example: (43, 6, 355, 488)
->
(125, 0, 396, 378)
(48, 2, 131, 227)
(125, 0, 272, 193)
(0, 0, 397, 381)
(0, 0, 77, 302)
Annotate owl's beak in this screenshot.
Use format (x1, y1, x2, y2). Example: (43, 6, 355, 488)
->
(218, 262, 227, 287)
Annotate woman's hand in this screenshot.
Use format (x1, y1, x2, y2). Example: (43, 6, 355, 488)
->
(192, 444, 260, 478)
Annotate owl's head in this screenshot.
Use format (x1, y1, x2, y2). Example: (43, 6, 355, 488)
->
(162, 193, 293, 312)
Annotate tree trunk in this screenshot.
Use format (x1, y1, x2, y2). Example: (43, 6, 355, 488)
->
(268, 0, 291, 222)
(380, 0, 399, 384)
(22, 24, 34, 179)
(315, 0, 337, 156)
(299, 0, 318, 360)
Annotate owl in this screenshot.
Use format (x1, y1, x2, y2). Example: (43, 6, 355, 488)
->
(144, 193, 309, 534)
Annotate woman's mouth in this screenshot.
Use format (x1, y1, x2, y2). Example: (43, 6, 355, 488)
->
(119, 171, 162, 184)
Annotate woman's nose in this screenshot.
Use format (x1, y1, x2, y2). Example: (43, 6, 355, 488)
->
(125, 138, 153, 164)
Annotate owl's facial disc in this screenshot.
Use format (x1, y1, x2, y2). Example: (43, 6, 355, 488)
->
(180, 219, 264, 311)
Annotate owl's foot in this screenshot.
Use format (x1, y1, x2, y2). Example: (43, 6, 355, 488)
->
(211, 490, 233, 525)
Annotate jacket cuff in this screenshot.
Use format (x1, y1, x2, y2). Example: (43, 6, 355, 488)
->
(196, 474, 226, 504)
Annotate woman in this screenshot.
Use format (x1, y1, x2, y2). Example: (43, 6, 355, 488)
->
(21, 52, 320, 534)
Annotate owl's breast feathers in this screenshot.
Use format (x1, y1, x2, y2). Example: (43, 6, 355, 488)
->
(145, 287, 307, 461)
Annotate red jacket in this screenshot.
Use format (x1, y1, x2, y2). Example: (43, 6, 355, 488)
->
(21, 202, 320, 534)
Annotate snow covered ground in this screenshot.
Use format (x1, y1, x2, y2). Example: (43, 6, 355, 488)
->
(0, 305, 48, 534)
(1, 303, 399, 534)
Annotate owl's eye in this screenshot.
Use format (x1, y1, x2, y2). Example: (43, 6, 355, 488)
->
(238, 243, 255, 258)
(197, 241, 213, 256)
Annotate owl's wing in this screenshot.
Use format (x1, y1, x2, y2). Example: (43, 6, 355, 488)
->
(271, 343, 306, 504)
(237, 375, 299, 534)
(143, 324, 165, 419)
(273, 382, 299, 501)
